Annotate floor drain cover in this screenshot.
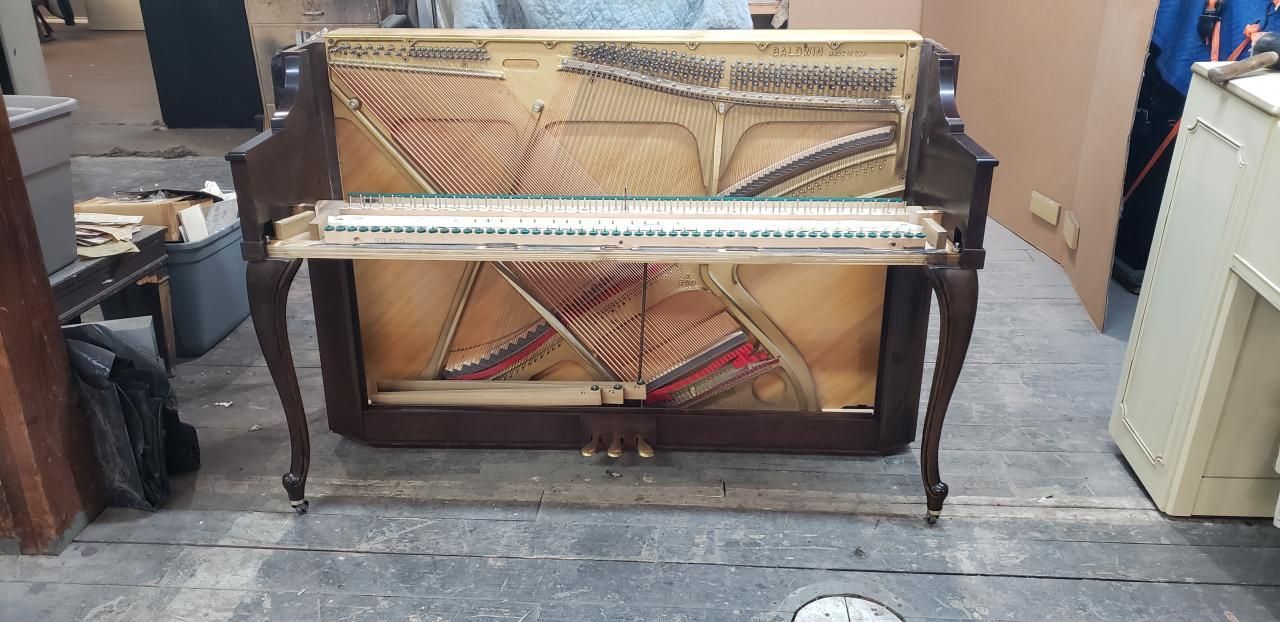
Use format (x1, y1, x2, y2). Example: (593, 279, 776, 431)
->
(794, 596, 904, 622)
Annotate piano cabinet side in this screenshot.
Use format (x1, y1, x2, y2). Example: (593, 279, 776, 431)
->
(227, 40, 350, 512)
(904, 41, 994, 521)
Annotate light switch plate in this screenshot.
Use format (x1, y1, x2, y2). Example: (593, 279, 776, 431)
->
(1063, 211, 1081, 249)
(1030, 191, 1061, 225)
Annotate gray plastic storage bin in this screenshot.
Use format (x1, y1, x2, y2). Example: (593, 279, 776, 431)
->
(5, 95, 79, 274)
(167, 221, 250, 357)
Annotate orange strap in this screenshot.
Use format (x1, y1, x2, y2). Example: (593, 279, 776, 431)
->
(1227, 37, 1250, 62)
(1123, 21, 1252, 204)
(1210, 5, 1222, 60)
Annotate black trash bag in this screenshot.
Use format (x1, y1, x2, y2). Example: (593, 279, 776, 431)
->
(64, 324, 200, 511)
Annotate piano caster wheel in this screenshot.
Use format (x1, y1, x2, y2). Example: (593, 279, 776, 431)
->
(635, 435, 655, 458)
(925, 510, 939, 525)
(581, 433, 601, 457)
(292, 499, 309, 515)
(606, 433, 624, 458)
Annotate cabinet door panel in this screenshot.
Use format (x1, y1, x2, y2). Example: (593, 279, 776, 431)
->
(1115, 116, 1246, 468)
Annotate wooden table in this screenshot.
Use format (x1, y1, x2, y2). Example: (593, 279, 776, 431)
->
(48, 224, 176, 372)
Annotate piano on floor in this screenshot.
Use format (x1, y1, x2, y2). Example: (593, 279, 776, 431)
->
(227, 28, 996, 522)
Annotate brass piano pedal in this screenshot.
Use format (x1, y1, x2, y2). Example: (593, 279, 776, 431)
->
(606, 432, 624, 458)
(580, 432, 601, 457)
(635, 435, 655, 458)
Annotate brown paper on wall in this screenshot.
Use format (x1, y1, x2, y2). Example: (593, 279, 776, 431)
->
(920, 0, 1159, 329)
(787, 0, 923, 30)
(792, 0, 1159, 329)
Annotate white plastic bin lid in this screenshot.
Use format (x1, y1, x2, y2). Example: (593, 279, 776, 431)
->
(4, 95, 79, 129)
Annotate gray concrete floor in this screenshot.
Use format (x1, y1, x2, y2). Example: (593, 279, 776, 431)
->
(4, 157, 1278, 621)
(40, 23, 256, 157)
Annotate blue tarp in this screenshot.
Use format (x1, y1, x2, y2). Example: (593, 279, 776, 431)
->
(1152, 0, 1279, 94)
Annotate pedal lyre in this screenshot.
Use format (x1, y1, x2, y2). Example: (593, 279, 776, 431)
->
(579, 413, 657, 460)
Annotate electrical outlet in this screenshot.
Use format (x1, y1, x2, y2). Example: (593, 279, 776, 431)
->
(1030, 191, 1061, 225)
(1063, 211, 1081, 249)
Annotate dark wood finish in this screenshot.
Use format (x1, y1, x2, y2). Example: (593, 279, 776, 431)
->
(873, 266, 932, 450)
(920, 266, 979, 523)
(230, 40, 341, 513)
(230, 36, 997, 520)
(359, 406, 886, 453)
(0, 106, 103, 553)
(49, 225, 176, 372)
(0, 474, 15, 552)
(227, 41, 340, 262)
(247, 258, 311, 512)
(905, 40, 998, 268)
(49, 225, 167, 322)
(310, 259, 366, 438)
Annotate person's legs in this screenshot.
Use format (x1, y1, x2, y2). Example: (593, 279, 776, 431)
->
(55, 0, 74, 25)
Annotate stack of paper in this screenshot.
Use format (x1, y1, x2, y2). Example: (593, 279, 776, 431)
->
(75, 213, 143, 258)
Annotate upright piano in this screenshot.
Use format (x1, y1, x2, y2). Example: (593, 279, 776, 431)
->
(227, 28, 996, 522)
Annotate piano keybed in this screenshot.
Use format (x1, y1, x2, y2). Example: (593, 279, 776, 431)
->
(318, 194, 932, 251)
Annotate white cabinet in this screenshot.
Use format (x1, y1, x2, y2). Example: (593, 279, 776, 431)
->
(1110, 65, 1280, 517)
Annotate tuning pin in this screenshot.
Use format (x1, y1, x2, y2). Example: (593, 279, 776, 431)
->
(636, 436, 655, 459)
(606, 433, 624, 458)
(581, 432, 601, 457)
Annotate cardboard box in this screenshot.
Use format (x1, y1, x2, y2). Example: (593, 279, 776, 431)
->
(74, 192, 218, 242)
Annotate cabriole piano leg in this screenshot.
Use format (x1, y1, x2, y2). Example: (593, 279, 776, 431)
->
(247, 258, 311, 514)
(921, 267, 978, 524)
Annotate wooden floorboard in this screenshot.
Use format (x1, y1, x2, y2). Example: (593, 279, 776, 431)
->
(3, 542, 1280, 621)
(3, 156, 1276, 621)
